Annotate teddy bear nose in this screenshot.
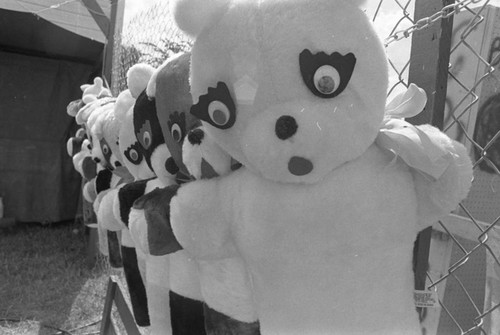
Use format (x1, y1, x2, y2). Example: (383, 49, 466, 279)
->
(165, 157, 180, 175)
(93, 157, 101, 163)
(188, 128, 204, 145)
(275, 115, 298, 140)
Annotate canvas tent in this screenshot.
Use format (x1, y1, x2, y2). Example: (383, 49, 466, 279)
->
(0, 0, 121, 223)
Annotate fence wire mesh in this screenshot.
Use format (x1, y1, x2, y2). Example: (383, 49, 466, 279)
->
(111, 0, 500, 334)
(110, 1, 192, 95)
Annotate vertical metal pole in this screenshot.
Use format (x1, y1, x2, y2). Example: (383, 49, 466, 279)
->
(103, 0, 125, 87)
(407, 0, 455, 323)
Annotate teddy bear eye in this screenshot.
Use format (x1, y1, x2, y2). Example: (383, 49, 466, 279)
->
(314, 65, 340, 95)
(191, 82, 236, 130)
(170, 124, 183, 143)
(299, 49, 356, 99)
(208, 101, 231, 127)
(100, 139, 112, 162)
(137, 120, 153, 150)
(142, 131, 152, 149)
(124, 142, 143, 165)
(128, 149, 140, 162)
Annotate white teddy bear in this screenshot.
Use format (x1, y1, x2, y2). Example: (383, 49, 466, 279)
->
(155, 0, 475, 334)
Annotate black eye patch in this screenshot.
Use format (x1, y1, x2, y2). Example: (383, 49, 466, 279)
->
(299, 49, 356, 99)
(124, 142, 143, 165)
(190, 82, 236, 130)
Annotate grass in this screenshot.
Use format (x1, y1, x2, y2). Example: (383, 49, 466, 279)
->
(0, 221, 132, 335)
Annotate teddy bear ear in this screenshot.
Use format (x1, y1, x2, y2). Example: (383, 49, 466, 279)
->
(172, 0, 231, 37)
(127, 63, 155, 99)
(75, 128, 86, 139)
(80, 84, 91, 92)
(114, 89, 135, 122)
(146, 52, 184, 98)
(145, 62, 166, 99)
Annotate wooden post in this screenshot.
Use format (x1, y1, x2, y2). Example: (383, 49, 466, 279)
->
(407, 0, 455, 328)
(80, 0, 110, 37)
(79, 0, 125, 85)
(103, 0, 125, 86)
(113, 281, 142, 335)
(100, 278, 141, 335)
(408, 0, 455, 129)
(100, 278, 118, 335)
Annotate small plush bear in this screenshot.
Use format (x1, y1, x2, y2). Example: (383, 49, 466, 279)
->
(66, 99, 96, 194)
(117, 62, 179, 334)
(94, 65, 159, 328)
(80, 77, 112, 105)
(72, 80, 123, 266)
(142, 0, 474, 334)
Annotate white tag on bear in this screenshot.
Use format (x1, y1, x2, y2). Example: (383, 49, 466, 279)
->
(414, 290, 439, 308)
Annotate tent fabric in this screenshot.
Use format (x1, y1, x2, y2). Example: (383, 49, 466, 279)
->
(1, 0, 110, 43)
(0, 50, 95, 223)
(0, 8, 105, 64)
(0, 7, 105, 223)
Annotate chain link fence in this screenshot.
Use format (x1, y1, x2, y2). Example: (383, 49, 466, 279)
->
(111, 0, 500, 334)
(110, 1, 192, 95)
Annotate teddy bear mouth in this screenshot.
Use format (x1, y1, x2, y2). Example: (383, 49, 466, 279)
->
(288, 156, 314, 176)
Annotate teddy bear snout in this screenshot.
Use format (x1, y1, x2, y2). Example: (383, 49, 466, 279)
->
(165, 156, 180, 175)
(188, 128, 204, 145)
(275, 115, 298, 140)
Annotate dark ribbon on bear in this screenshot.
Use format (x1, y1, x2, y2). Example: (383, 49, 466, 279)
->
(132, 185, 183, 256)
(95, 169, 113, 194)
(117, 179, 152, 226)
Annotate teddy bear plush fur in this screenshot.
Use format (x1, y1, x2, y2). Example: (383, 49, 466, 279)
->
(70, 79, 123, 266)
(125, 56, 207, 335)
(88, 66, 161, 328)
(80, 77, 112, 105)
(180, 126, 260, 334)
(115, 63, 180, 334)
(130, 52, 262, 334)
(161, 0, 474, 334)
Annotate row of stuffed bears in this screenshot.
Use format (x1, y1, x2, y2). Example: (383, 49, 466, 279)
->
(65, 0, 473, 334)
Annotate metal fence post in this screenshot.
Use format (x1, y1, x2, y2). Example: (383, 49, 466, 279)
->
(407, 0, 455, 324)
(103, 0, 125, 86)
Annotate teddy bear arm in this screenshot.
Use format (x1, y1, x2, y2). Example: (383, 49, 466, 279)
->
(133, 185, 184, 256)
(95, 168, 113, 194)
(171, 179, 237, 261)
(97, 188, 125, 231)
(82, 156, 97, 180)
(128, 206, 151, 255)
(117, 179, 150, 226)
(412, 124, 473, 228)
(83, 178, 97, 203)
